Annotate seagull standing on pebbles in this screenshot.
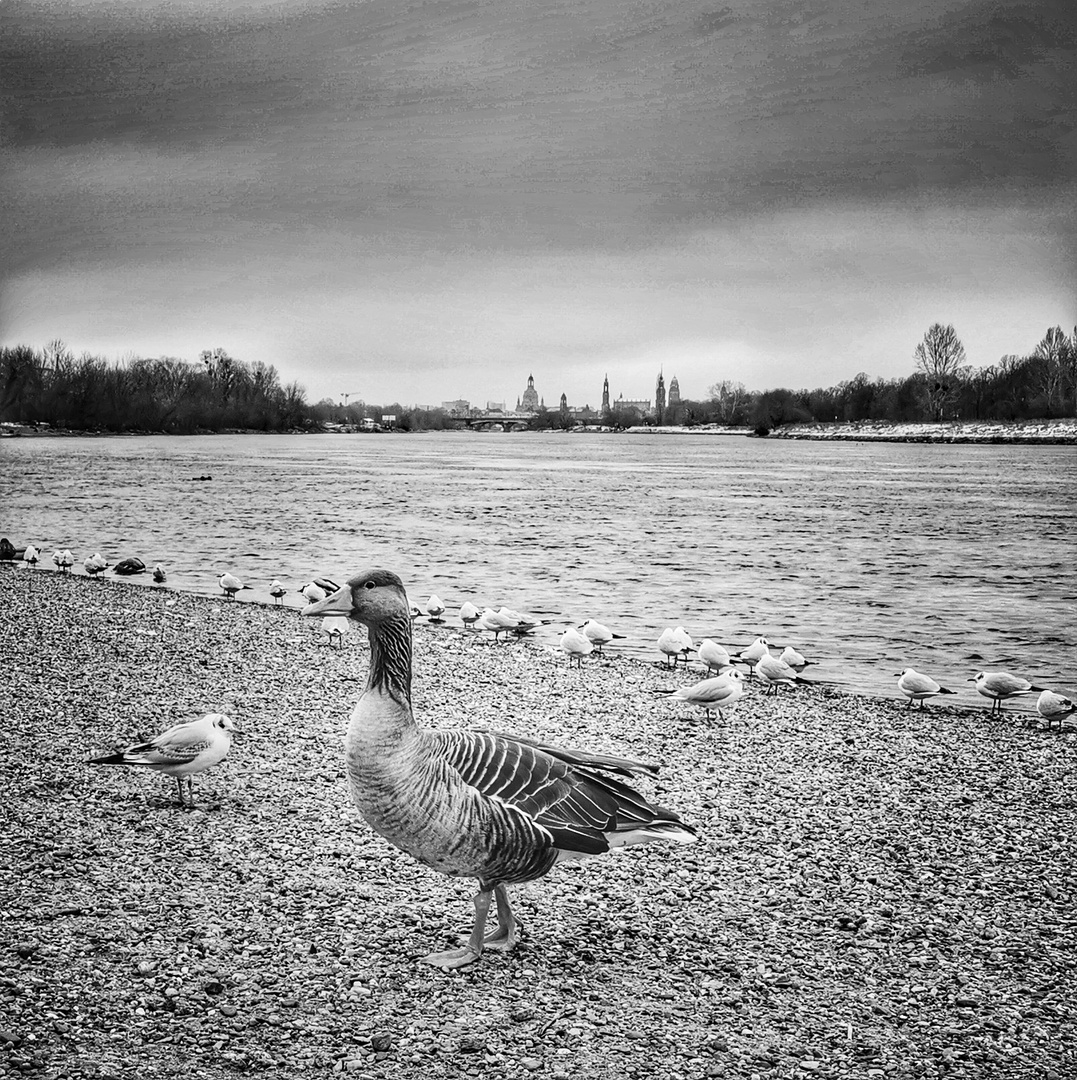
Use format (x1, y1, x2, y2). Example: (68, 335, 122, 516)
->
(459, 601, 480, 628)
(84, 553, 109, 577)
(895, 668, 955, 710)
(218, 573, 249, 600)
(24, 545, 39, 569)
(477, 608, 518, 642)
(560, 627, 594, 668)
(321, 616, 349, 648)
(735, 636, 769, 677)
(970, 671, 1044, 714)
(698, 640, 733, 675)
(755, 653, 809, 695)
(656, 670, 744, 723)
(269, 581, 287, 605)
(581, 619, 614, 654)
(778, 646, 810, 672)
(1036, 690, 1075, 730)
(426, 594, 446, 622)
(88, 713, 236, 808)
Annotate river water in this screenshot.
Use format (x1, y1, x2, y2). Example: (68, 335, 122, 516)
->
(1, 431, 1074, 706)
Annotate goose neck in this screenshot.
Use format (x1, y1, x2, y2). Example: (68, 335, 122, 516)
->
(367, 615, 413, 703)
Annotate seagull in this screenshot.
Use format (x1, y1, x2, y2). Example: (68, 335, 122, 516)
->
(269, 580, 287, 605)
(734, 636, 769, 677)
(657, 628, 683, 668)
(755, 653, 809, 695)
(560, 627, 594, 668)
(301, 568, 697, 968)
(55, 549, 74, 573)
(778, 646, 810, 672)
(656, 670, 744, 723)
(895, 668, 955, 710)
(698, 639, 733, 675)
(321, 616, 349, 648)
(152, 564, 167, 584)
(580, 619, 614, 654)
(970, 671, 1045, 714)
(1036, 690, 1076, 730)
(219, 572, 249, 600)
(498, 607, 538, 636)
(299, 581, 327, 604)
(459, 601, 480, 628)
(83, 553, 109, 577)
(88, 713, 236, 808)
(426, 594, 446, 622)
(23, 544, 39, 569)
(672, 627, 694, 665)
(313, 577, 340, 594)
(477, 607, 518, 641)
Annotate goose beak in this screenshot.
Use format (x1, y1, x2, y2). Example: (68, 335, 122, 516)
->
(303, 589, 354, 618)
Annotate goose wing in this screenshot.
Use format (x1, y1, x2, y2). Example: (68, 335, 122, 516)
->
(426, 728, 684, 856)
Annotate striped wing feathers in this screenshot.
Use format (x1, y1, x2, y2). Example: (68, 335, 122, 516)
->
(426, 729, 674, 855)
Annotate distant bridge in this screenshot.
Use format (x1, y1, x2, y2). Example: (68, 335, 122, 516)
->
(463, 414, 533, 432)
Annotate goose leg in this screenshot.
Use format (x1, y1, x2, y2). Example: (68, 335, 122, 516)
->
(421, 888, 493, 969)
(482, 885, 518, 951)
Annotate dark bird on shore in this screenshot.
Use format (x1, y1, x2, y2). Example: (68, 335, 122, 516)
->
(895, 668, 955, 709)
(971, 671, 1045, 714)
(0, 537, 25, 562)
(88, 713, 235, 808)
(218, 572, 248, 600)
(303, 569, 697, 969)
(152, 565, 167, 584)
(113, 557, 146, 576)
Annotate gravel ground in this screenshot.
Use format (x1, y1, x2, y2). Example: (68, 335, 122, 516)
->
(1, 570, 1075, 1080)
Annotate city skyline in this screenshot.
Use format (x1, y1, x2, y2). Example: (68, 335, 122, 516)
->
(2, 1, 1074, 407)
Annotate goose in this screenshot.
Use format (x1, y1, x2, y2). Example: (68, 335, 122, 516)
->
(1036, 690, 1076, 730)
(697, 639, 733, 675)
(0, 538, 24, 562)
(755, 653, 811, 695)
(656, 670, 744, 723)
(302, 569, 697, 968)
(88, 713, 235, 808)
(113, 557, 146, 575)
(219, 572, 248, 600)
(269, 580, 287, 605)
(778, 646, 810, 672)
(299, 581, 327, 604)
(24, 544, 39, 569)
(734, 636, 769, 677)
(970, 671, 1044, 714)
(84, 553, 109, 577)
(580, 619, 614, 654)
(426, 594, 446, 622)
(560, 626, 593, 667)
(152, 564, 167, 584)
(895, 668, 955, 710)
(459, 601, 480, 628)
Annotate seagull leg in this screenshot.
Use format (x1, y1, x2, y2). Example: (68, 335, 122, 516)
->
(422, 888, 492, 968)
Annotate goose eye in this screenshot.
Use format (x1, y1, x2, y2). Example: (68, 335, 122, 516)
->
(363, 580, 377, 591)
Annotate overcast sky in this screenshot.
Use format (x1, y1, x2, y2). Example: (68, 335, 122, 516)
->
(2, 0, 1075, 409)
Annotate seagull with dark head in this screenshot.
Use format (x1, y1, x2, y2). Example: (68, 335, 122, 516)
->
(303, 568, 697, 969)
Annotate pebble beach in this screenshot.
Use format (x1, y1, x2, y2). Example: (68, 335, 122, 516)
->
(2, 569, 1075, 1080)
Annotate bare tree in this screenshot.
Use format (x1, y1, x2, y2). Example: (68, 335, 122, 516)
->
(913, 323, 968, 420)
(708, 379, 749, 424)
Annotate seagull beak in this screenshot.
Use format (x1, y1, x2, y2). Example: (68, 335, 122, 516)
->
(303, 590, 354, 618)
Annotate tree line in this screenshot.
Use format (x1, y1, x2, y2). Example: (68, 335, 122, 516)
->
(1, 323, 1073, 435)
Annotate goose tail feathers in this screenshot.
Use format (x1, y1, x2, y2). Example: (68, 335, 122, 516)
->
(474, 728, 660, 777)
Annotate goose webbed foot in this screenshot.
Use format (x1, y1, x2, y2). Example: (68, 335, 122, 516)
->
(421, 944, 483, 969)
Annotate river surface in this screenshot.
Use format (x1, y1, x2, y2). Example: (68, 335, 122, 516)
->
(1, 431, 1074, 706)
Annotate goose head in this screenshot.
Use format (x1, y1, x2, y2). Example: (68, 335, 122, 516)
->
(302, 568, 408, 627)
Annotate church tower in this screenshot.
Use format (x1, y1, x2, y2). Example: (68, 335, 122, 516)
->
(669, 375, 680, 406)
(521, 374, 539, 412)
(602, 374, 610, 412)
(655, 371, 666, 424)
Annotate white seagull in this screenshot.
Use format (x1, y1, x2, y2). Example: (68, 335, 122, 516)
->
(698, 639, 733, 675)
(299, 581, 327, 604)
(84, 553, 109, 577)
(778, 646, 810, 672)
(895, 668, 955, 709)
(426, 594, 446, 621)
(1036, 690, 1076, 730)
(459, 601, 480, 628)
(269, 580, 287, 605)
(24, 544, 39, 569)
(88, 713, 236, 808)
(755, 653, 809, 695)
(55, 549, 75, 573)
(970, 671, 1044, 714)
(734, 636, 770, 677)
(321, 615, 349, 648)
(657, 628, 682, 667)
(560, 626, 594, 668)
(656, 670, 744, 723)
(581, 619, 614, 653)
(219, 572, 249, 600)
(477, 607, 518, 641)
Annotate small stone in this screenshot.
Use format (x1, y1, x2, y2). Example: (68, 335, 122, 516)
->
(521, 1059, 542, 1072)
(800, 1062, 821, 1072)
(219, 1005, 238, 1017)
(280, 997, 299, 1008)
(370, 1034, 393, 1052)
(136, 960, 157, 976)
(204, 981, 224, 995)
(0, 1030, 22, 1048)
(14, 944, 37, 959)
(459, 1035, 486, 1053)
